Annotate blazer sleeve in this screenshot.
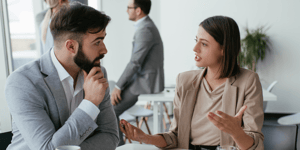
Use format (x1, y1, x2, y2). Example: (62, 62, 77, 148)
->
(5, 73, 101, 150)
(79, 67, 119, 150)
(242, 72, 264, 150)
(116, 27, 154, 90)
(156, 73, 181, 148)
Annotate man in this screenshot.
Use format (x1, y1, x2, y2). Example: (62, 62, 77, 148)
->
(5, 2, 119, 150)
(110, 0, 164, 146)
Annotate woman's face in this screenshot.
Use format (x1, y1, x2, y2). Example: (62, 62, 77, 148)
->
(193, 26, 223, 69)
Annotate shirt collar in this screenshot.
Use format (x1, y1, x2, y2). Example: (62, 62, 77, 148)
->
(50, 48, 71, 82)
(134, 15, 148, 31)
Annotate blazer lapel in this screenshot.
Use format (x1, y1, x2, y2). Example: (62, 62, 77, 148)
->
(178, 68, 206, 148)
(220, 76, 237, 146)
(40, 51, 69, 126)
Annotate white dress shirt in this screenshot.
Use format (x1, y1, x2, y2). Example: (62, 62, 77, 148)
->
(50, 48, 100, 120)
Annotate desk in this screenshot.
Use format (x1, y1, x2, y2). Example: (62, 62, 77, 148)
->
(116, 144, 159, 150)
(138, 88, 277, 134)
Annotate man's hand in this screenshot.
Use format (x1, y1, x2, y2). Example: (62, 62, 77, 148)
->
(83, 67, 108, 106)
(207, 105, 247, 138)
(111, 87, 121, 106)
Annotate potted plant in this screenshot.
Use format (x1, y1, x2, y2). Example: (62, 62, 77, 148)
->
(238, 26, 270, 71)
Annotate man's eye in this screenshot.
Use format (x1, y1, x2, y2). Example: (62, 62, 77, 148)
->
(95, 41, 100, 45)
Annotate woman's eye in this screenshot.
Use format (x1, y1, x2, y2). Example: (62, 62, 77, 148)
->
(202, 43, 207, 46)
(195, 39, 198, 43)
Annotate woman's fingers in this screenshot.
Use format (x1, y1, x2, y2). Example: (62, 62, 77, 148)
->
(208, 112, 226, 125)
(235, 105, 247, 119)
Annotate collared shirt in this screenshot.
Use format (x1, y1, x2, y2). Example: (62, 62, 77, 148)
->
(134, 15, 148, 31)
(50, 48, 100, 120)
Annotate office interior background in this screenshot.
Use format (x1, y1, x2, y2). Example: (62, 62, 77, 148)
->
(0, 0, 299, 140)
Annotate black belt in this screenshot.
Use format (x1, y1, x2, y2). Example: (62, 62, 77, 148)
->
(189, 144, 218, 150)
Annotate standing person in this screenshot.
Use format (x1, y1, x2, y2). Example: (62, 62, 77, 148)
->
(110, 0, 164, 146)
(5, 2, 119, 150)
(120, 16, 264, 150)
(39, 0, 69, 55)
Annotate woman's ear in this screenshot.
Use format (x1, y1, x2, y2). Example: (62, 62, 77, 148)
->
(65, 39, 78, 54)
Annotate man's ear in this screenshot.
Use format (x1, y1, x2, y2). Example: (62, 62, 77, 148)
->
(136, 7, 142, 16)
(65, 39, 78, 54)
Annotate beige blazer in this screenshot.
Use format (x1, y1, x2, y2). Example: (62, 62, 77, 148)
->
(159, 68, 264, 150)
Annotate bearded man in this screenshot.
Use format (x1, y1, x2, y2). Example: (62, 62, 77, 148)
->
(5, 2, 119, 150)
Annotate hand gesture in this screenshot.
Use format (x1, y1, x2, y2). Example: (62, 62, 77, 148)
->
(207, 105, 247, 138)
(119, 119, 148, 143)
(111, 87, 122, 106)
(83, 67, 108, 106)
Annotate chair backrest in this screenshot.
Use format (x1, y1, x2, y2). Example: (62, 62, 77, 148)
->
(267, 81, 278, 92)
(0, 131, 12, 150)
(263, 81, 278, 112)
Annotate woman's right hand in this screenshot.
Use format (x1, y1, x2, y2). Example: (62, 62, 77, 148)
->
(119, 119, 148, 143)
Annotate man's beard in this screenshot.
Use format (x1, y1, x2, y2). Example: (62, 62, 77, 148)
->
(74, 43, 104, 74)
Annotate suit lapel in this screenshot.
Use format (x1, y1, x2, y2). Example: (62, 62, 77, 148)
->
(220, 76, 237, 146)
(40, 51, 69, 126)
(178, 68, 206, 148)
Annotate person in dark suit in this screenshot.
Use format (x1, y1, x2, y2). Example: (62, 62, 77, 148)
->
(110, 0, 164, 146)
(5, 3, 119, 150)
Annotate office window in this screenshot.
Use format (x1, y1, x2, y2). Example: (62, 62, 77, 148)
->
(7, 0, 39, 70)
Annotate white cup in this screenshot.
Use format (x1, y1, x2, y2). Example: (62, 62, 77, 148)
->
(217, 146, 239, 150)
(55, 145, 81, 150)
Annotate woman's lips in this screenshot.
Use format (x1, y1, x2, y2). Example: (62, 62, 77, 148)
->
(195, 55, 201, 61)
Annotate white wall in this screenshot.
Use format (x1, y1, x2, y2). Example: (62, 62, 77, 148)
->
(159, 0, 300, 113)
(102, 0, 300, 113)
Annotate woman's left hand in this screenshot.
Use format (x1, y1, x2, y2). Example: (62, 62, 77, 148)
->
(207, 105, 247, 138)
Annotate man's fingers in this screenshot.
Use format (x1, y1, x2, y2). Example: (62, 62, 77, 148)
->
(235, 105, 247, 118)
(88, 67, 102, 78)
(117, 93, 122, 101)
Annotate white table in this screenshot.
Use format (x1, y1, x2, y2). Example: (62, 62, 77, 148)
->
(116, 144, 159, 150)
(138, 88, 277, 134)
(278, 113, 300, 125)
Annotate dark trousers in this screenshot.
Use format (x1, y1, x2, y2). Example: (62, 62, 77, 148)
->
(113, 87, 139, 146)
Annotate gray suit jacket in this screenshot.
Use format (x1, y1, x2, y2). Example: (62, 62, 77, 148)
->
(5, 51, 119, 150)
(116, 16, 164, 95)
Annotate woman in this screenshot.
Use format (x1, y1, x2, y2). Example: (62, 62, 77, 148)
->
(120, 16, 264, 150)
(40, 0, 69, 55)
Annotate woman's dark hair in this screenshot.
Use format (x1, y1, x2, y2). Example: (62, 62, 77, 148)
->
(200, 16, 240, 78)
(134, 0, 151, 15)
(50, 2, 111, 46)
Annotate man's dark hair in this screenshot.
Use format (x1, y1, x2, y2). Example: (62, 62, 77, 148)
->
(134, 0, 151, 15)
(200, 16, 241, 78)
(50, 2, 111, 47)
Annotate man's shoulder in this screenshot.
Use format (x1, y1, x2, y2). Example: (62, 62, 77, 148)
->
(7, 59, 42, 85)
